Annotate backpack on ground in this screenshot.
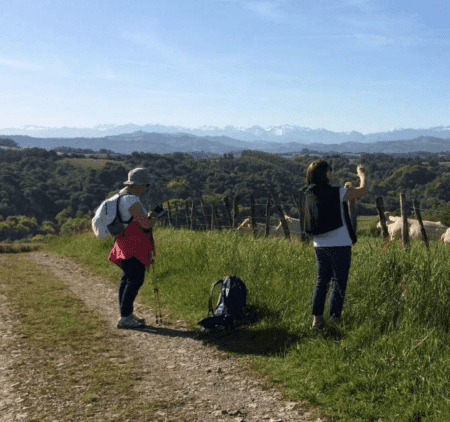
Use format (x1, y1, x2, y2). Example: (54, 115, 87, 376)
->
(92, 193, 133, 238)
(198, 275, 248, 330)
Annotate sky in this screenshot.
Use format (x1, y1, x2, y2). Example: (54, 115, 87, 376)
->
(0, 0, 449, 134)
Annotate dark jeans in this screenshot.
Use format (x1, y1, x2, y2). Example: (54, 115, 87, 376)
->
(312, 246, 352, 318)
(118, 257, 146, 317)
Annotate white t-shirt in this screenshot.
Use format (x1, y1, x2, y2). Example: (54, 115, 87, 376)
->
(117, 188, 148, 222)
(313, 187, 352, 247)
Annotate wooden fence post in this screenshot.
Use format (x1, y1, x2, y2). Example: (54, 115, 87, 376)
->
(232, 195, 239, 228)
(292, 193, 306, 241)
(275, 203, 290, 239)
(200, 197, 208, 230)
(211, 201, 217, 230)
(413, 199, 429, 248)
(167, 202, 173, 228)
(265, 197, 271, 237)
(190, 199, 195, 230)
(250, 195, 256, 232)
(223, 196, 233, 228)
(174, 202, 179, 229)
(376, 197, 389, 240)
(184, 201, 190, 229)
(400, 193, 409, 247)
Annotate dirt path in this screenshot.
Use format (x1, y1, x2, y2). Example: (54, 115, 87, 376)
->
(2, 252, 326, 422)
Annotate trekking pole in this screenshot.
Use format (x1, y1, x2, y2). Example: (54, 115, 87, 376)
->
(152, 260, 162, 324)
(154, 286, 162, 324)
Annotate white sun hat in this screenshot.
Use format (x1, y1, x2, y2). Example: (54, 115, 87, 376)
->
(123, 168, 153, 186)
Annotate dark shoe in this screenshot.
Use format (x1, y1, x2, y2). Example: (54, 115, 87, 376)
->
(328, 315, 340, 325)
(131, 313, 146, 324)
(118, 315, 145, 329)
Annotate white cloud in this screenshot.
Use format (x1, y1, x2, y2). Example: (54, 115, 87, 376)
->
(97, 70, 121, 81)
(0, 57, 44, 72)
(243, 1, 287, 21)
(216, 0, 288, 21)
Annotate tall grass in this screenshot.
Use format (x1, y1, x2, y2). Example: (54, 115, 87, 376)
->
(45, 228, 450, 421)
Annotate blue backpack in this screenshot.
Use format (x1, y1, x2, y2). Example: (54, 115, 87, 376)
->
(198, 276, 248, 330)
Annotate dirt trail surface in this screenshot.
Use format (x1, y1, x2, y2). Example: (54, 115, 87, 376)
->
(1, 252, 326, 422)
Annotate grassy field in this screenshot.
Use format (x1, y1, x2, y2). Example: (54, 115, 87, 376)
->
(60, 157, 123, 169)
(40, 226, 450, 422)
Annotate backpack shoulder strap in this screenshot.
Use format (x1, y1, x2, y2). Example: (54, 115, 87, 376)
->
(208, 279, 224, 316)
(116, 193, 134, 224)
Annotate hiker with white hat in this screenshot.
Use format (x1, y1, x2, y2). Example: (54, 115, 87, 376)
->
(109, 168, 158, 329)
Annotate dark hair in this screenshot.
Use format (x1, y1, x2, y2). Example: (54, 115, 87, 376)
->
(305, 160, 331, 184)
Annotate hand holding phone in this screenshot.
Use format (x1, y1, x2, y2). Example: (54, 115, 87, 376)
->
(152, 205, 168, 219)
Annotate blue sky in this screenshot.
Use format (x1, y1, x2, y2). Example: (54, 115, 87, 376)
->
(0, 0, 449, 134)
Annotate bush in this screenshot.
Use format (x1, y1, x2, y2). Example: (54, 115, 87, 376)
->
(60, 217, 91, 235)
(38, 221, 59, 236)
(31, 234, 45, 243)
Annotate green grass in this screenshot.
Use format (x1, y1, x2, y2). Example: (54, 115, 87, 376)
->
(357, 215, 379, 231)
(43, 227, 450, 421)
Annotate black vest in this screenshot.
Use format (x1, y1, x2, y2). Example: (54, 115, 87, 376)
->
(303, 183, 357, 244)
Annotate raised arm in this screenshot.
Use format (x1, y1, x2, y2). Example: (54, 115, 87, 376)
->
(344, 165, 367, 201)
(128, 202, 157, 229)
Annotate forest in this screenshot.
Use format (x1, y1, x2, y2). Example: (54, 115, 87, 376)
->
(1, 142, 450, 241)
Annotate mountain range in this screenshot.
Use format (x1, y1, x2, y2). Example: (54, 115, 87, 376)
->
(2, 123, 450, 145)
(3, 132, 450, 156)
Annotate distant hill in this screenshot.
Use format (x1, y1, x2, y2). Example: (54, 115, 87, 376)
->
(3, 131, 450, 155)
(2, 123, 450, 145)
(3, 132, 257, 155)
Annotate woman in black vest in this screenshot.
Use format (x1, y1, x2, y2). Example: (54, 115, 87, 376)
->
(304, 160, 367, 329)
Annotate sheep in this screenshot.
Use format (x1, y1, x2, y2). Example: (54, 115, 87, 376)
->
(441, 227, 450, 244)
(274, 215, 302, 238)
(236, 217, 278, 236)
(377, 212, 448, 241)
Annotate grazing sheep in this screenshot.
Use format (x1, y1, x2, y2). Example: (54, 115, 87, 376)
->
(441, 227, 450, 244)
(377, 212, 448, 241)
(274, 215, 302, 238)
(236, 217, 278, 236)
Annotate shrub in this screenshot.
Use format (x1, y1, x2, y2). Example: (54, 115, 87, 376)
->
(39, 221, 59, 235)
(60, 217, 91, 235)
(31, 234, 45, 243)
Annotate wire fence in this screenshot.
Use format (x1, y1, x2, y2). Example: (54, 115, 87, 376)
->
(158, 193, 346, 241)
(158, 192, 446, 247)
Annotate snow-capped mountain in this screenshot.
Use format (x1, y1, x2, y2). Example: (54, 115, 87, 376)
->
(1, 124, 449, 145)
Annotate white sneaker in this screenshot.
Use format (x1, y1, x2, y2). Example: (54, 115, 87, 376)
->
(312, 315, 325, 329)
(131, 313, 145, 324)
(117, 315, 144, 329)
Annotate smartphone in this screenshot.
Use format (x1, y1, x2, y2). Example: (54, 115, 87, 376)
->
(153, 205, 168, 219)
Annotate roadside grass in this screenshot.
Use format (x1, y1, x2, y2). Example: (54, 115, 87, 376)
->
(1, 254, 179, 421)
(43, 227, 450, 421)
(0, 243, 41, 253)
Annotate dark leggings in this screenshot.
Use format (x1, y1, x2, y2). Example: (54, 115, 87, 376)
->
(118, 257, 146, 317)
(312, 246, 352, 318)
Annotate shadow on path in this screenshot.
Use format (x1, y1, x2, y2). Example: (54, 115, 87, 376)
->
(129, 304, 306, 357)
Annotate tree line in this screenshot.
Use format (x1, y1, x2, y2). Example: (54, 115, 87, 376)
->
(1, 146, 450, 241)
